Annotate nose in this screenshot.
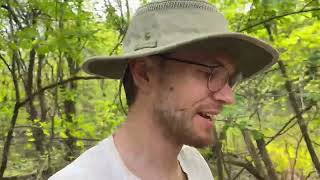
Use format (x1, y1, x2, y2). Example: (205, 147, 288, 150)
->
(211, 84, 235, 104)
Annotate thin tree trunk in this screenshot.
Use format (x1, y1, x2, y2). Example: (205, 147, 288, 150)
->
(264, 20, 320, 177)
(37, 53, 48, 156)
(37, 55, 47, 125)
(278, 60, 320, 176)
(241, 129, 268, 179)
(212, 125, 224, 180)
(0, 7, 22, 177)
(24, 48, 45, 153)
(224, 158, 265, 180)
(256, 138, 279, 180)
(0, 52, 21, 178)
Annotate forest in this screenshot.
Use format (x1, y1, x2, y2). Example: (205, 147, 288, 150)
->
(0, 0, 319, 179)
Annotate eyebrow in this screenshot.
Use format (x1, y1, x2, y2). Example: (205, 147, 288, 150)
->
(157, 55, 222, 69)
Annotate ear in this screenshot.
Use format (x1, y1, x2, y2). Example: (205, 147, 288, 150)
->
(129, 59, 152, 94)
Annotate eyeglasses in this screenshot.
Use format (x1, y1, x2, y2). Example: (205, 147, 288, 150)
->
(157, 55, 240, 93)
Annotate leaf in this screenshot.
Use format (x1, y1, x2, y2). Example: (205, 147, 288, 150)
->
(252, 130, 265, 140)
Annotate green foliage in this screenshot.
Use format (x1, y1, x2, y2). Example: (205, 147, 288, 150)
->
(0, 0, 319, 179)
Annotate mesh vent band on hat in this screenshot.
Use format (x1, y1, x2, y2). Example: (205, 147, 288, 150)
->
(135, 0, 217, 15)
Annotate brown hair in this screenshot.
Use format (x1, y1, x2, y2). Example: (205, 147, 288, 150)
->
(119, 56, 167, 111)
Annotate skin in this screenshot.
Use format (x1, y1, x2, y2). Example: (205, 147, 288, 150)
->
(113, 49, 236, 180)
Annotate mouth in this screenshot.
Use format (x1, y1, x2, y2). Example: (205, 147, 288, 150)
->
(198, 112, 216, 122)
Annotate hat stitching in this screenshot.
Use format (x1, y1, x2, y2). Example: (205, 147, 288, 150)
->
(135, 0, 216, 15)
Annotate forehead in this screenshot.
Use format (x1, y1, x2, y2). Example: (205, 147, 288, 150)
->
(168, 48, 236, 75)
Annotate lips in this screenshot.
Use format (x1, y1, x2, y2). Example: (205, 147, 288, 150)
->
(198, 112, 217, 121)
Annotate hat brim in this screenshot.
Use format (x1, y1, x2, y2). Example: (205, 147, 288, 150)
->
(82, 33, 278, 80)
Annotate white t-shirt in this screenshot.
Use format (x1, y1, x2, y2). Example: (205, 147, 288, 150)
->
(49, 136, 214, 180)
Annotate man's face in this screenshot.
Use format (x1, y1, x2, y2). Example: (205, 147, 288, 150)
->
(150, 49, 236, 148)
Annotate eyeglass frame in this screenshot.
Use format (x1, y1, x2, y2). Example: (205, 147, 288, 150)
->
(156, 54, 240, 93)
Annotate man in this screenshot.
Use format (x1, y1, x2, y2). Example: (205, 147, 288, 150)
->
(49, 0, 278, 179)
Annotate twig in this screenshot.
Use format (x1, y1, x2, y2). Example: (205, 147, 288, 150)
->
(0, 54, 12, 72)
(109, 34, 125, 55)
(291, 135, 303, 180)
(52, 137, 100, 142)
(231, 168, 245, 180)
(125, 0, 130, 21)
(266, 104, 314, 145)
(313, 141, 320, 147)
(240, 7, 320, 32)
(224, 159, 264, 180)
(301, 0, 317, 11)
(19, 76, 104, 107)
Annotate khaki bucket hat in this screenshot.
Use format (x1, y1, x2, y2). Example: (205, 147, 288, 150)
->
(83, 0, 279, 80)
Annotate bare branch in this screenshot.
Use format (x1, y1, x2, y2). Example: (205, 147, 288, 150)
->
(0, 54, 12, 73)
(224, 159, 264, 180)
(291, 135, 304, 179)
(109, 34, 125, 55)
(301, 0, 317, 11)
(19, 76, 104, 107)
(266, 104, 314, 145)
(240, 8, 320, 32)
(313, 141, 320, 147)
(125, 0, 130, 21)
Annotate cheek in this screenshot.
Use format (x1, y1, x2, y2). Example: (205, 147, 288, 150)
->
(168, 78, 208, 106)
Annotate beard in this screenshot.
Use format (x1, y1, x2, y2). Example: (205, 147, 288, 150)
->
(152, 97, 214, 148)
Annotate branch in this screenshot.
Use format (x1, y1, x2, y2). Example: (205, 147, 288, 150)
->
(1, 2, 23, 29)
(240, 7, 320, 32)
(291, 135, 303, 179)
(266, 104, 314, 145)
(313, 141, 320, 147)
(109, 34, 125, 55)
(53, 137, 100, 142)
(19, 76, 104, 107)
(125, 0, 130, 22)
(231, 168, 245, 180)
(301, 0, 317, 10)
(224, 159, 264, 180)
(0, 54, 12, 73)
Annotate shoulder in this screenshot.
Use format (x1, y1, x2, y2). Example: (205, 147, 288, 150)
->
(49, 137, 118, 180)
(179, 145, 208, 166)
(179, 145, 214, 180)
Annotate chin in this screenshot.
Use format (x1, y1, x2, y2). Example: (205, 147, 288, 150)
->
(185, 135, 214, 148)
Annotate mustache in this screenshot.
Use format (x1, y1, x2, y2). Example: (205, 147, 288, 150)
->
(176, 103, 222, 113)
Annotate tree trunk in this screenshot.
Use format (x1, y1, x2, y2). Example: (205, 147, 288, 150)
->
(242, 129, 268, 179)
(263, 18, 320, 177)
(212, 125, 224, 180)
(0, 51, 21, 178)
(24, 48, 45, 154)
(63, 55, 79, 161)
(256, 138, 279, 180)
(278, 60, 320, 176)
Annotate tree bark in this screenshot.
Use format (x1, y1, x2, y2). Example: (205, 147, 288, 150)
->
(242, 129, 268, 179)
(256, 138, 279, 180)
(0, 7, 22, 177)
(224, 158, 265, 180)
(24, 47, 45, 153)
(278, 60, 320, 177)
(263, 18, 320, 177)
(0, 51, 21, 178)
(212, 125, 224, 180)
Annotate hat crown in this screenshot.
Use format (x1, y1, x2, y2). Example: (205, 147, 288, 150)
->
(135, 0, 214, 15)
(123, 0, 229, 54)
(83, 0, 278, 81)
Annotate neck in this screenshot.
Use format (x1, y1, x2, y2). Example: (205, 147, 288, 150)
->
(113, 104, 183, 179)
